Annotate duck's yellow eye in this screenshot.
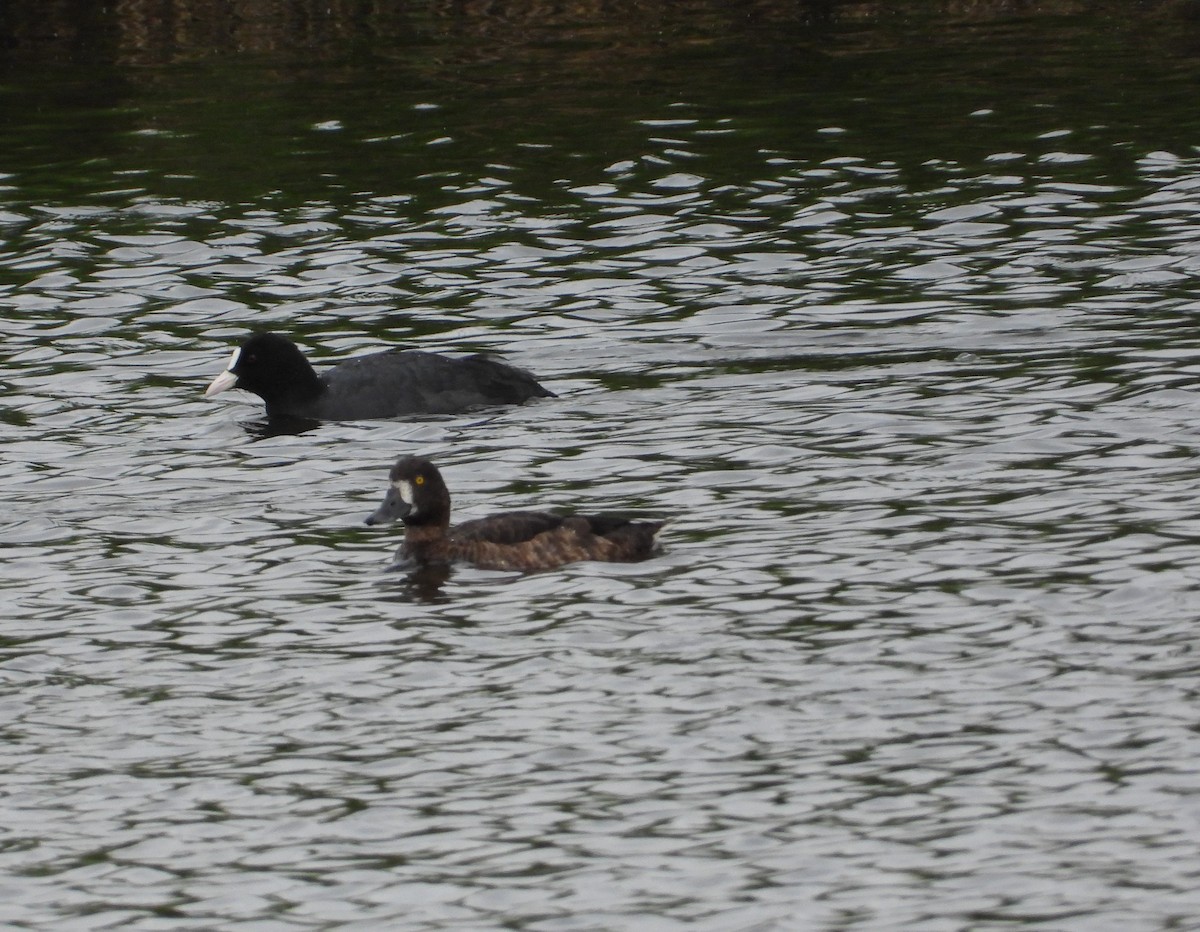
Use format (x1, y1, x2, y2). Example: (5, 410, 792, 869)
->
(415, 475, 425, 486)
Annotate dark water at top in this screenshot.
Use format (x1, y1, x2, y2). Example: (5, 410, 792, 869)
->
(4, 3, 1200, 928)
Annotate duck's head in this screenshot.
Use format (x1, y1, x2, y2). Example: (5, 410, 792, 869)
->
(365, 455, 451, 528)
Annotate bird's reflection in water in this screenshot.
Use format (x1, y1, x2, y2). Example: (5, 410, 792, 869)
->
(244, 415, 323, 440)
(377, 561, 454, 604)
(242, 411, 507, 441)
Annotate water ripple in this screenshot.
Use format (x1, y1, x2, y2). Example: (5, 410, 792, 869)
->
(5, 19, 1200, 931)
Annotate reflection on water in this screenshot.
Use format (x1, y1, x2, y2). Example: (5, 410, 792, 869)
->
(245, 414, 323, 439)
(4, 6, 1200, 931)
(5, 0, 1195, 69)
(380, 561, 457, 603)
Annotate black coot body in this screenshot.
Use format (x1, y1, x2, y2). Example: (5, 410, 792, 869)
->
(205, 332, 552, 420)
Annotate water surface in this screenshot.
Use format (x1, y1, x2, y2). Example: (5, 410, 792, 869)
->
(3, 5, 1200, 929)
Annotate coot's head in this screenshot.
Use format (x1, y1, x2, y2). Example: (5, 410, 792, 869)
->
(365, 455, 451, 528)
(204, 332, 321, 407)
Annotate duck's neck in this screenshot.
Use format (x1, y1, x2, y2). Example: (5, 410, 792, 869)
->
(402, 521, 451, 564)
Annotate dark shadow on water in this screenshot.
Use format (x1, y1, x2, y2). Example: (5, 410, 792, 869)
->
(375, 562, 454, 605)
(243, 415, 323, 440)
(244, 408, 534, 441)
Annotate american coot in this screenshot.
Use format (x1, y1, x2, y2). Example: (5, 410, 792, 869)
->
(365, 455, 666, 572)
(204, 332, 553, 420)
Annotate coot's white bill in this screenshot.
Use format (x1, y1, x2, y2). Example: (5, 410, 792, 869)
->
(204, 349, 241, 397)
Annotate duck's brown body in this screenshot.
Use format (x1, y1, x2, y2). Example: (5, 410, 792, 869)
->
(366, 457, 664, 572)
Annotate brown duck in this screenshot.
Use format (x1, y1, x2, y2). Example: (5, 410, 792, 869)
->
(365, 455, 665, 572)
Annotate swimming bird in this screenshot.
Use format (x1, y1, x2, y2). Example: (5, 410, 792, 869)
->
(365, 455, 665, 572)
(204, 332, 552, 421)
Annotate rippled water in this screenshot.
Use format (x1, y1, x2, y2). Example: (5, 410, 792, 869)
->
(4, 6, 1200, 929)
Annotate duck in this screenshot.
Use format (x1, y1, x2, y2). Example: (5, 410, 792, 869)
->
(204, 332, 552, 421)
(365, 455, 666, 572)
